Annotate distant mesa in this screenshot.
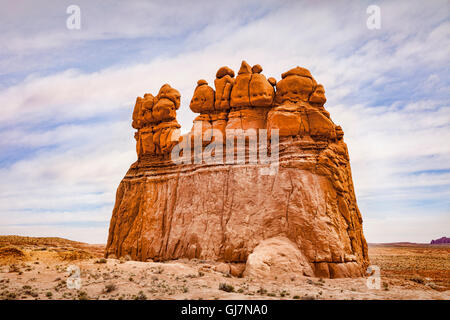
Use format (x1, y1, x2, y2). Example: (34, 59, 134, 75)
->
(430, 237, 450, 244)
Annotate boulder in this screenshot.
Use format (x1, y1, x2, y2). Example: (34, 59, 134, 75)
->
(214, 67, 235, 111)
(275, 67, 316, 104)
(243, 237, 314, 280)
(190, 80, 215, 114)
(230, 61, 253, 108)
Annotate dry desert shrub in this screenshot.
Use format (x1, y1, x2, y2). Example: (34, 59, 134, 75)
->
(133, 291, 147, 300)
(95, 258, 107, 264)
(77, 291, 89, 300)
(8, 264, 21, 273)
(104, 284, 117, 293)
(219, 283, 234, 292)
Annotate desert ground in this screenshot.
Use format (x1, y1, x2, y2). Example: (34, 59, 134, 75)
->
(0, 236, 448, 300)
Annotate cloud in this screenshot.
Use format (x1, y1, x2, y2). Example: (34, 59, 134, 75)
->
(364, 214, 450, 243)
(0, 0, 449, 243)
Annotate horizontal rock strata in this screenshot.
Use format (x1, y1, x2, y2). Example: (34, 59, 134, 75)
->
(106, 61, 369, 278)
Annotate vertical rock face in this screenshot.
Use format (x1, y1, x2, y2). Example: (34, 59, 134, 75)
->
(105, 61, 369, 279)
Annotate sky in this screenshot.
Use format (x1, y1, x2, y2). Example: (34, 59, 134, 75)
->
(0, 0, 448, 244)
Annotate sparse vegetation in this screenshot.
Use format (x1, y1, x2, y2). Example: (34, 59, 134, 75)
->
(104, 284, 117, 293)
(133, 291, 147, 300)
(280, 290, 290, 297)
(78, 291, 89, 300)
(8, 264, 20, 273)
(256, 287, 267, 295)
(0, 236, 448, 300)
(219, 283, 234, 292)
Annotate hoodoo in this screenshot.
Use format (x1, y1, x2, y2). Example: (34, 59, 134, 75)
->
(105, 61, 369, 279)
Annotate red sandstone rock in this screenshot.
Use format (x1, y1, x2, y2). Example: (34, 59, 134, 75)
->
(310, 84, 326, 105)
(243, 237, 314, 280)
(249, 67, 274, 107)
(131, 84, 181, 157)
(190, 80, 215, 114)
(268, 67, 336, 141)
(230, 61, 274, 109)
(225, 108, 267, 132)
(132, 97, 144, 130)
(230, 61, 252, 108)
(189, 80, 217, 145)
(214, 66, 235, 111)
(209, 112, 227, 142)
(275, 67, 316, 105)
(214, 262, 231, 275)
(267, 105, 309, 137)
(106, 61, 369, 279)
(309, 84, 331, 119)
(189, 114, 212, 146)
(229, 263, 246, 278)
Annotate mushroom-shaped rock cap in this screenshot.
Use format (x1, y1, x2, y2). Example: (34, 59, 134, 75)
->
(231, 60, 274, 108)
(251, 64, 263, 74)
(216, 66, 235, 79)
(230, 61, 253, 107)
(281, 66, 314, 80)
(142, 93, 155, 110)
(190, 79, 215, 113)
(156, 84, 181, 109)
(276, 67, 316, 104)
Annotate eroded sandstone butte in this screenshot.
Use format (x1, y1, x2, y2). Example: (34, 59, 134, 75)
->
(105, 61, 369, 279)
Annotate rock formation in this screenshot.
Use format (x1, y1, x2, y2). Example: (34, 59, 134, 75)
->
(430, 237, 450, 244)
(132, 84, 181, 157)
(106, 61, 369, 279)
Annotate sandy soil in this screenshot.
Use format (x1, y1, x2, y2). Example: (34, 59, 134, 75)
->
(0, 236, 448, 300)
